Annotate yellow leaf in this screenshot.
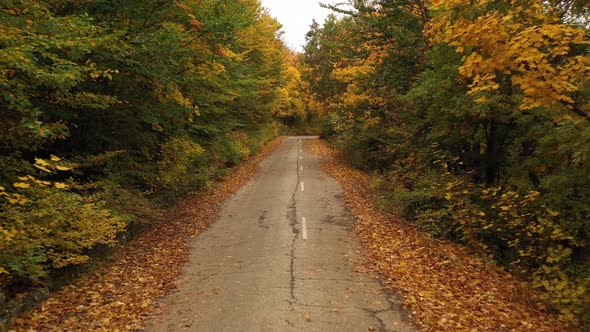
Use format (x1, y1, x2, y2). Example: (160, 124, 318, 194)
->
(34, 164, 51, 173)
(56, 166, 71, 171)
(35, 158, 50, 167)
(34, 180, 51, 187)
(475, 96, 489, 103)
(546, 208, 560, 217)
(0, 267, 8, 275)
(13, 182, 30, 189)
(8, 196, 28, 205)
(50, 155, 61, 162)
(54, 182, 68, 189)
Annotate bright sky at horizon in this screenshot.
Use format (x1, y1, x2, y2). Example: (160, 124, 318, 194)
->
(260, 0, 340, 52)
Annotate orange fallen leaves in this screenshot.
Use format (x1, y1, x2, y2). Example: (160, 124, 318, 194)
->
(11, 138, 284, 332)
(307, 139, 565, 331)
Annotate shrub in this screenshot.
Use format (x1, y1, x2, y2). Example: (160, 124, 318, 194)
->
(155, 136, 205, 193)
(427, 176, 589, 321)
(0, 183, 127, 284)
(376, 162, 589, 321)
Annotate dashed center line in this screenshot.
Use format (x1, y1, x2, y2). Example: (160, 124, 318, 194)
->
(301, 217, 308, 240)
(298, 139, 306, 240)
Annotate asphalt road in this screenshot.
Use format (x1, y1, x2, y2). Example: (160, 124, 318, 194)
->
(148, 137, 415, 332)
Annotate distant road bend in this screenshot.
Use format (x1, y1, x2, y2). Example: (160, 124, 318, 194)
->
(148, 137, 415, 332)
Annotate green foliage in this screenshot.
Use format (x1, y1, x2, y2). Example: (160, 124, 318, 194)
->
(95, 181, 156, 225)
(206, 124, 278, 169)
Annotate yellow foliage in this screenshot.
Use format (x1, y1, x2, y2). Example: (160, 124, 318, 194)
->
(54, 182, 68, 189)
(0, 181, 126, 281)
(194, 61, 226, 80)
(325, 39, 390, 131)
(427, 0, 590, 113)
(156, 136, 205, 190)
(6, 171, 72, 197)
(331, 64, 375, 83)
(153, 81, 194, 111)
(55, 165, 71, 171)
(274, 55, 309, 120)
(32, 156, 77, 173)
(13, 182, 30, 189)
(227, 132, 251, 158)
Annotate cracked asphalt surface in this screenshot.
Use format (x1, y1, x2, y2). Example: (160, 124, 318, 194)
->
(148, 137, 415, 331)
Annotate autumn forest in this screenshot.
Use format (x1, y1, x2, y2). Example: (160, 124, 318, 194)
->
(1, 0, 589, 330)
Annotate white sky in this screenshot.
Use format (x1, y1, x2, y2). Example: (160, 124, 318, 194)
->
(260, 0, 340, 52)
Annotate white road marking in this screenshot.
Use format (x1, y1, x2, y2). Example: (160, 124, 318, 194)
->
(301, 217, 308, 240)
(300, 181, 304, 191)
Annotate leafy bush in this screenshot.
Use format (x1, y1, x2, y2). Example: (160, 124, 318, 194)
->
(438, 180, 589, 320)
(246, 123, 279, 152)
(377, 162, 589, 320)
(155, 136, 205, 193)
(0, 183, 127, 284)
(219, 132, 252, 166)
(95, 181, 157, 225)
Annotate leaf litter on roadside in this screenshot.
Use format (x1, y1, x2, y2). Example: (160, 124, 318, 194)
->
(306, 139, 565, 332)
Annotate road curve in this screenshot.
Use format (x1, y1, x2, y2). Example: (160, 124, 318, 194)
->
(147, 137, 415, 332)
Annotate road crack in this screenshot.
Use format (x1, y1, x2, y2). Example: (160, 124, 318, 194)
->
(258, 210, 269, 229)
(286, 139, 303, 309)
